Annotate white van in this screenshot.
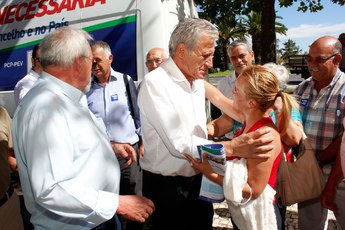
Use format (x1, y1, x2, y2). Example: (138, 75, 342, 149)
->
(0, 0, 198, 116)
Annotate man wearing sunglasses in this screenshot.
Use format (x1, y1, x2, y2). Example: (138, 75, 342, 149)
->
(294, 36, 345, 229)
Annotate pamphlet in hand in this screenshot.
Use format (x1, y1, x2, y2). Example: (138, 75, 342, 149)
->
(197, 144, 226, 203)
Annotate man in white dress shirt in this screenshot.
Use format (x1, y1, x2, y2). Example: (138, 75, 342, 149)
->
(14, 44, 42, 106)
(138, 18, 274, 230)
(12, 27, 154, 230)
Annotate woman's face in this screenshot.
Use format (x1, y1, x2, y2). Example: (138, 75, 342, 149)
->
(232, 77, 249, 111)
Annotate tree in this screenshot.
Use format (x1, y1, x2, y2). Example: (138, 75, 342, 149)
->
(240, 11, 287, 64)
(279, 39, 302, 62)
(195, 0, 247, 70)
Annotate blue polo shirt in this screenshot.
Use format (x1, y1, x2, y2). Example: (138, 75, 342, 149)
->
(86, 68, 140, 145)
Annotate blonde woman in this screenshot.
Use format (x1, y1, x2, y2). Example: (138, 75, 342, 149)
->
(186, 65, 299, 229)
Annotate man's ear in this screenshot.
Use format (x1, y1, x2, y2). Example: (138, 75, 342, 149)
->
(74, 56, 84, 73)
(176, 43, 186, 59)
(334, 53, 342, 65)
(108, 54, 113, 64)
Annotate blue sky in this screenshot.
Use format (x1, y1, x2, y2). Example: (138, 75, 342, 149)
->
(276, 1, 345, 53)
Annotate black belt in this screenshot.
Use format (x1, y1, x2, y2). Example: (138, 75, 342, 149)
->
(0, 185, 14, 207)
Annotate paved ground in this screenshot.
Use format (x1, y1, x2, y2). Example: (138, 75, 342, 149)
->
(212, 201, 341, 229)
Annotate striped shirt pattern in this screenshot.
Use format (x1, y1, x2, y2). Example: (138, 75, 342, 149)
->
(294, 70, 345, 155)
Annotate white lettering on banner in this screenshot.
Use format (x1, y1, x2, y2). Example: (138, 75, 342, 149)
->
(3, 61, 23, 68)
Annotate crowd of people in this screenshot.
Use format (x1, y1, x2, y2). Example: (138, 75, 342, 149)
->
(1, 17, 345, 230)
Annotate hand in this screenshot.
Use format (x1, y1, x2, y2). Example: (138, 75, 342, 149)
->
(7, 155, 18, 172)
(111, 142, 137, 167)
(139, 143, 144, 158)
(227, 127, 274, 159)
(117, 195, 155, 223)
(7, 148, 18, 172)
(184, 153, 223, 186)
(273, 96, 283, 115)
(184, 153, 213, 175)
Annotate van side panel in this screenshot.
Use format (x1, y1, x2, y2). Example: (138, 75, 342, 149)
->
(0, 0, 197, 116)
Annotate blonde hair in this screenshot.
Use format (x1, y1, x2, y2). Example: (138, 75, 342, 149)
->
(239, 65, 299, 135)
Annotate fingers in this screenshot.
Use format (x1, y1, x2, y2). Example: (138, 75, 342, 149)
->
(183, 153, 193, 161)
(118, 195, 155, 223)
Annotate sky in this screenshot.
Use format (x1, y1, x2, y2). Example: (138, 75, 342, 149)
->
(276, 1, 345, 53)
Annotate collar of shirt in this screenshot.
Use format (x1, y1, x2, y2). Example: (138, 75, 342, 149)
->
(91, 68, 124, 87)
(29, 69, 40, 80)
(161, 58, 202, 92)
(41, 71, 84, 104)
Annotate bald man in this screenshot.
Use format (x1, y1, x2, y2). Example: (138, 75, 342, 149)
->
(145, 47, 167, 72)
(294, 36, 345, 229)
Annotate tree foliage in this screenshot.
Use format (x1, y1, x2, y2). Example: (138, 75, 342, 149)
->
(279, 39, 302, 62)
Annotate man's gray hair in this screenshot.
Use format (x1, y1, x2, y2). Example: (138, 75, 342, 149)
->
(264, 62, 289, 90)
(227, 39, 253, 57)
(91, 40, 112, 59)
(40, 27, 93, 68)
(334, 40, 342, 54)
(169, 18, 219, 57)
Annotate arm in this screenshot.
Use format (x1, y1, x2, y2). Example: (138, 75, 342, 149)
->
(207, 114, 234, 138)
(321, 149, 344, 213)
(280, 119, 303, 147)
(220, 127, 275, 159)
(184, 153, 224, 185)
(274, 97, 303, 147)
(204, 81, 243, 123)
(16, 107, 119, 224)
(185, 126, 281, 199)
(318, 134, 342, 165)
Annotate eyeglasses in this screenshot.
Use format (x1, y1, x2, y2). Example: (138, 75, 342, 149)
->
(230, 52, 250, 61)
(304, 53, 337, 64)
(146, 58, 163, 64)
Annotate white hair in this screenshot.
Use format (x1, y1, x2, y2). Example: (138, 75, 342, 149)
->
(263, 62, 289, 90)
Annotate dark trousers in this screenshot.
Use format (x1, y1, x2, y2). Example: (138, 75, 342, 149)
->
(92, 215, 121, 230)
(118, 143, 143, 230)
(143, 170, 214, 230)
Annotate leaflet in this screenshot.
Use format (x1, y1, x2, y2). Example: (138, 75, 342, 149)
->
(197, 144, 226, 203)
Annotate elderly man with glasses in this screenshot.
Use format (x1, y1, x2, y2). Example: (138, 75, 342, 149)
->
(294, 36, 345, 230)
(145, 47, 167, 72)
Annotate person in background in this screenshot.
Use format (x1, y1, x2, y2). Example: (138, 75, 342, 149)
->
(138, 18, 276, 230)
(0, 106, 24, 230)
(338, 33, 345, 72)
(86, 40, 143, 230)
(145, 47, 167, 72)
(211, 39, 255, 139)
(14, 44, 42, 106)
(12, 27, 154, 230)
(187, 65, 299, 229)
(218, 39, 254, 100)
(294, 36, 345, 229)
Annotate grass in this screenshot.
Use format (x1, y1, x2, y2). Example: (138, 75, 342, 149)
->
(208, 70, 232, 77)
